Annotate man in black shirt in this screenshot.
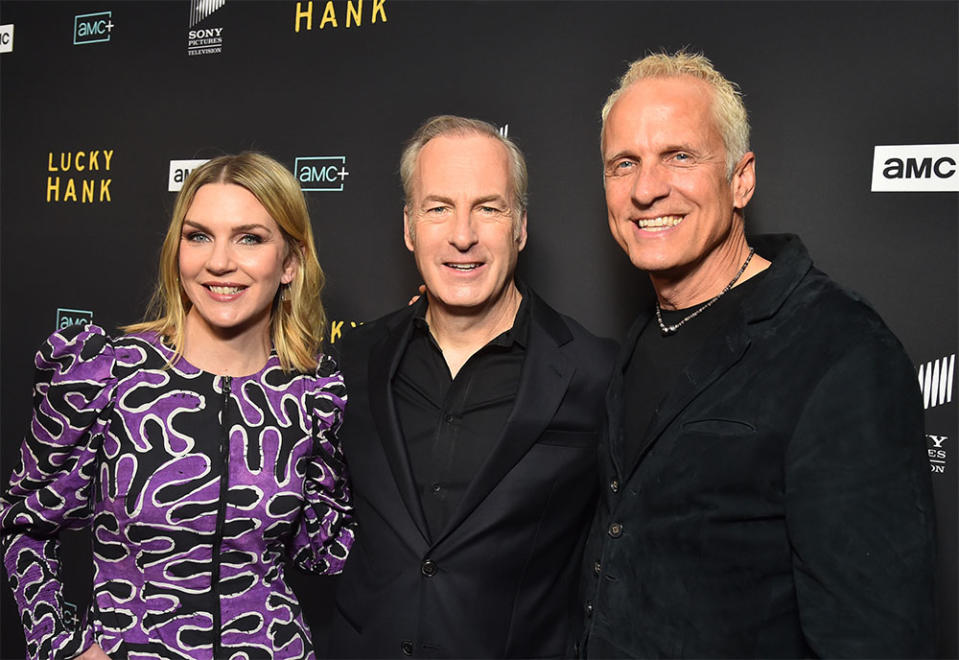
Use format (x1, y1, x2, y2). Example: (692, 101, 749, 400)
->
(328, 115, 617, 658)
(578, 50, 936, 657)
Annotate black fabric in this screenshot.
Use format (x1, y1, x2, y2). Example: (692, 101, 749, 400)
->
(329, 287, 617, 658)
(394, 299, 529, 540)
(623, 271, 767, 471)
(581, 234, 937, 659)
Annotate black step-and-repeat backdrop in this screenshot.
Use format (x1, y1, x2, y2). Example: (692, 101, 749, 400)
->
(1, 2, 956, 657)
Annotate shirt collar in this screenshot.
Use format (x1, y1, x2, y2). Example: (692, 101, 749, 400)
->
(412, 282, 530, 349)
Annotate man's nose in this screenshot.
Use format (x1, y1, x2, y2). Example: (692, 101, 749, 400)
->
(630, 163, 671, 206)
(449, 209, 479, 250)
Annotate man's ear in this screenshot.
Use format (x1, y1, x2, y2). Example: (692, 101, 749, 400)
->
(731, 151, 756, 210)
(516, 211, 528, 252)
(403, 208, 415, 252)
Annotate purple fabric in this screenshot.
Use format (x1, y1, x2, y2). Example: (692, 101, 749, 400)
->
(1, 324, 353, 659)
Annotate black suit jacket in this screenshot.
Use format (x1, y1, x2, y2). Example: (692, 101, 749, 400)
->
(328, 288, 617, 658)
(581, 235, 936, 658)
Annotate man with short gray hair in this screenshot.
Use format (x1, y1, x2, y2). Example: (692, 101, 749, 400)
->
(329, 115, 616, 658)
(579, 51, 936, 658)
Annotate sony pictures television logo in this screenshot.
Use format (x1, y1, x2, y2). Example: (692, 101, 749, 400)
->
(74, 11, 113, 45)
(57, 307, 93, 330)
(927, 434, 950, 475)
(188, 0, 225, 56)
(296, 156, 350, 192)
(918, 353, 955, 410)
(871, 144, 959, 192)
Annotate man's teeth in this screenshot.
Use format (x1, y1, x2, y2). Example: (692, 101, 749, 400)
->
(447, 263, 479, 271)
(636, 215, 683, 231)
(209, 285, 243, 294)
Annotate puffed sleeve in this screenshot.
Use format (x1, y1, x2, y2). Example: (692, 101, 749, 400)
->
(289, 353, 354, 574)
(785, 335, 936, 657)
(1, 324, 116, 660)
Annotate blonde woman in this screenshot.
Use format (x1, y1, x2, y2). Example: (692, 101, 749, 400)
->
(1, 152, 353, 659)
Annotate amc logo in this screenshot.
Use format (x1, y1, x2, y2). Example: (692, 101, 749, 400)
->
(296, 156, 350, 192)
(871, 144, 959, 192)
(168, 158, 210, 192)
(74, 11, 113, 45)
(0, 24, 13, 53)
(56, 307, 94, 330)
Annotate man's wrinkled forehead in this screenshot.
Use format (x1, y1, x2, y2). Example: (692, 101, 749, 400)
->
(603, 76, 719, 150)
(411, 134, 512, 202)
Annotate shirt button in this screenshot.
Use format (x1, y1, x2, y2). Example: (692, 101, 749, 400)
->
(431, 482, 442, 494)
(401, 640, 414, 656)
(445, 414, 455, 424)
(609, 479, 619, 493)
(421, 559, 438, 577)
(584, 600, 593, 617)
(593, 560, 602, 576)
(608, 522, 623, 538)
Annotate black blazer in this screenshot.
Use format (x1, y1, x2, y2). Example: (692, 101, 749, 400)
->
(581, 235, 937, 658)
(328, 288, 617, 658)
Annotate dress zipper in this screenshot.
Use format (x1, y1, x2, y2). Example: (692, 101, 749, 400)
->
(212, 375, 232, 659)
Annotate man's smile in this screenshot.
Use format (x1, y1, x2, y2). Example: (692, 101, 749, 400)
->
(633, 215, 684, 232)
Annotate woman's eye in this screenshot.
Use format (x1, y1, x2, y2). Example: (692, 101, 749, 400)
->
(184, 232, 210, 242)
(238, 234, 263, 245)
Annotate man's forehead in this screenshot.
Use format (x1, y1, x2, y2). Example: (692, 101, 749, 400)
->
(614, 75, 713, 118)
(604, 76, 719, 149)
(413, 133, 511, 197)
(418, 133, 509, 165)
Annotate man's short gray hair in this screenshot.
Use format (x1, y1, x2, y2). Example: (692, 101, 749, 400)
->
(400, 115, 528, 238)
(601, 50, 750, 178)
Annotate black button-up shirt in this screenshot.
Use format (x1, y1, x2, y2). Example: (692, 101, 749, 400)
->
(393, 296, 530, 540)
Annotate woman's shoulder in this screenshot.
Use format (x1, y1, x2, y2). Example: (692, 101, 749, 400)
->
(48, 325, 184, 380)
(33, 323, 119, 406)
(296, 352, 346, 403)
(38, 322, 116, 372)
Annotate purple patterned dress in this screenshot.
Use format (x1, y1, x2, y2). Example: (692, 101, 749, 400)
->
(1, 324, 354, 660)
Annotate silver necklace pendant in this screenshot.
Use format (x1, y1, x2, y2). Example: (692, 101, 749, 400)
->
(655, 247, 756, 336)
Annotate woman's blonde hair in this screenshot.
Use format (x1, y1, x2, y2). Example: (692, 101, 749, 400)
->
(125, 152, 326, 372)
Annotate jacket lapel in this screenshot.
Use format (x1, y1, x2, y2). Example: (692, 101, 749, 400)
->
(618, 235, 809, 479)
(367, 308, 431, 544)
(624, 311, 751, 479)
(606, 311, 652, 481)
(433, 294, 574, 545)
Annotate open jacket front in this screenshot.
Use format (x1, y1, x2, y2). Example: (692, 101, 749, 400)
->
(330, 289, 616, 658)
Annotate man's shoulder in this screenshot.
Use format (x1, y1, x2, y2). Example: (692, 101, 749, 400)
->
(349, 305, 413, 338)
(334, 305, 415, 364)
(765, 264, 912, 373)
(526, 289, 619, 363)
(793, 267, 900, 340)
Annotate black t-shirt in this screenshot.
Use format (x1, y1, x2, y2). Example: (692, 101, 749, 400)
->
(622, 270, 769, 470)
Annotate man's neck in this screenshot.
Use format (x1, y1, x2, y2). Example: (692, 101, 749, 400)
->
(425, 283, 523, 378)
(651, 238, 770, 310)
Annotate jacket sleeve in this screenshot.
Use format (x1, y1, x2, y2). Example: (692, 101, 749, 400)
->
(289, 354, 354, 575)
(1, 324, 116, 660)
(785, 336, 936, 658)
